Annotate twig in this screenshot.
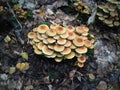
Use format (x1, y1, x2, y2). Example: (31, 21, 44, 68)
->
(7, 1, 22, 29)
(6, 1, 24, 44)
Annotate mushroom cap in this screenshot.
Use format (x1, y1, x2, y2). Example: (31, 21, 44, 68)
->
(56, 26, 66, 34)
(104, 19, 113, 25)
(108, 24, 114, 27)
(90, 39, 95, 43)
(114, 21, 120, 26)
(98, 5, 105, 9)
(68, 32, 76, 40)
(46, 29, 56, 37)
(54, 35, 60, 40)
(83, 8, 90, 14)
(34, 48, 42, 55)
(49, 52, 57, 58)
(73, 37, 84, 47)
(82, 32, 88, 36)
(33, 44, 37, 49)
(64, 40, 72, 47)
(98, 16, 105, 21)
(75, 46, 88, 54)
(43, 39, 48, 44)
(102, 8, 109, 13)
(66, 25, 75, 32)
(70, 44, 76, 49)
(54, 44, 65, 52)
(77, 62, 84, 68)
(41, 34, 48, 38)
(61, 47, 71, 55)
(42, 45, 54, 55)
(89, 44, 94, 49)
(32, 27, 37, 32)
(65, 51, 75, 59)
(29, 40, 35, 45)
(60, 32, 69, 39)
(37, 33, 43, 40)
(84, 39, 92, 47)
(28, 32, 36, 39)
(57, 38, 67, 45)
(48, 44, 54, 50)
(97, 12, 103, 17)
(45, 52, 56, 58)
(55, 57, 63, 62)
(50, 24, 58, 29)
(56, 53, 63, 58)
(47, 38, 56, 44)
(37, 24, 49, 34)
(36, 42, 45, 50)
(76, 25, 89, 34)
(77, 55, 86, 63)
(33, 36, 40, 43)
(110, 11, 118, 17)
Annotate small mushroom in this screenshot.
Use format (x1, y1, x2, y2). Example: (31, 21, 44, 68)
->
(55, 57, 63, 62)
(104, 18, 113, 25)
(42, 45, 54, 55)
(36, 42, 45, 50)
(75, 46, 88, 54)
(65, 51, 75, 59)
(57, 38, 67, 45)
(46, 29, 56, 37)
(46, 52, 56, 58)
(33, 36, 40, 43)
(64, 40, 72, 47)
(54, 44, 65, 52)
(50, 24, 58, 29)
(61, 47, 71, 55)
(84, 39, 92, 48)
(56, 26, 66, 34)
(48, 44, 54, 50)
(98, 16, 105, 21)
(37, 33, 43, 40)
(34, 48, 42, 55)
(76, 25, 89, 34)
(97, 12, 103, 17)
(68, 32, 76, 40)
(54, 35, 60, 40)
(47, 38, 56, 44)
(28, 32, 36, 39)
(114, 21, 120, 26)
(77, 55, 86, 63)
(60, 32, 69, 39)
(66, 25, 75, 32)
(37, 24, 49, 34)
(43, 39, 49, 44)
(77, 62, 84, 68)
(73, 37, 84, 47)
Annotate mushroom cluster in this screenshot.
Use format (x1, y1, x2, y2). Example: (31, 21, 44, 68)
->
(13, 4, 27, 19)
(97, 0, 120, 27)
(28, 24, 94, 68)
(73, 0, 90, 14)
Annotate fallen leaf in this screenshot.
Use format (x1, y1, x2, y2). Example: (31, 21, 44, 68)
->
(4, 35, 11, 43)
(20, 52, 28, 60)
(69, 70, 76, 80)
(9, 66, 16, 74)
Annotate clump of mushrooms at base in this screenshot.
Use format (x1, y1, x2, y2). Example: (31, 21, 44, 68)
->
(28, 24, 94, 68)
